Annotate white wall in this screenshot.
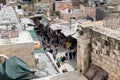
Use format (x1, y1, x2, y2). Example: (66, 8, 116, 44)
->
(106, 0, 113, 4)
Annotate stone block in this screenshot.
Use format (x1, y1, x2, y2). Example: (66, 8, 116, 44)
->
(101, 48, 106, 55)
(118, 75, 120, 80)
(117, 56, 120, 61)
(83, 39, 90, 45)
(110, 71, 118, 80)
(96, 40, 101, 47)
(101, 35, 107, 40)
(83, 33, 91, 39)
(100, 53, 104, 57)
(115, 45, 118, 50)
(101, 53, 108, 59)
(106, 60, 110, 65)
(80, 44, 88, 49)
(91, 43, 96, 49)
(110, 52, 116, 60)
(118, 61, 120, 66)
(113, 49, 120, 56)
(110, 63, 118, 74)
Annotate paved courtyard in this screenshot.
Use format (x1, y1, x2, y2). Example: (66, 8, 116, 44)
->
(46, 44, 77, 72)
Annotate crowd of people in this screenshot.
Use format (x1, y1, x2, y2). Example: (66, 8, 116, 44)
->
(35, 24, 77, 72)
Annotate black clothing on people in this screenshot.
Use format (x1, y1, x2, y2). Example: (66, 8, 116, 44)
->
(47, 36, 50, 43)
(65, 52, 68, 59)
(69, 45, 73, 50)
(56, 61, 61, 68)
(49, 49, 53, 54)
(62, 68, 68, 73)
(73, 51, 76, 59)
(61, 56, 66, 62)
(69, 52, 72, 60)
(53, 53, 56, 60)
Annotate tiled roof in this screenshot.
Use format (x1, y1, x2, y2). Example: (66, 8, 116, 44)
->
(59, 4, 69, 10)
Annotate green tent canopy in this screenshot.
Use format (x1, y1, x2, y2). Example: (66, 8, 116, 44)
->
(0, 56, 35, 80)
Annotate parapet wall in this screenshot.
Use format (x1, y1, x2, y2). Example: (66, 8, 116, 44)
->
(91, 31, 120, 80)
(0, 42, 35, 68)
(77, 25, 120, 80)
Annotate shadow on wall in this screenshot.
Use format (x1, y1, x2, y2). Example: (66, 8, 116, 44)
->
(96, 9, 106, 21)
(84, 64, 108, 80)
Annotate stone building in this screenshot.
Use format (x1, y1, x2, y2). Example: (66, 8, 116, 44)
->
(0, 6, 36, 68)
(0, 31, 35, 68)
(34, 0, 51, 3)
(77, 20, 120, 80)
(0, 0, 6, 4)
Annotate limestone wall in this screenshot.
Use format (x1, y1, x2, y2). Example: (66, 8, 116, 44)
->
(77, 27, 120, 80)
(61, 12, 83, 20)
(0, 42, 35, 68)
(77, 28, 91, 73)
(91, 31, 120, 80)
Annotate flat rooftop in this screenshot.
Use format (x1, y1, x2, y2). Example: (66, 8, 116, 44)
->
(0, 6, 19, 24)
(0, 31, 33, 45)
(78, 20, 120, 41)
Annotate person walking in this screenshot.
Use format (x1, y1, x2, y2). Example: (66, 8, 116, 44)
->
(55, 44, 58, 54)
(69, 51, 72, 60)
(53, 52, 56, 60)
(73, 51, 76, 59)
(56, 61, 61, 68)
(47, 35, 50, 44)
(65, 52, 68, 60)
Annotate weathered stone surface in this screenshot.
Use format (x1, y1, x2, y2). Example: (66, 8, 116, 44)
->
(34, 70, 88, 80)
(77, 29, 120, 80)
(0, 43, 35, 68)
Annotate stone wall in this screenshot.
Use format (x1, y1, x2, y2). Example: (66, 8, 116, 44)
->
(0, 42, 35, 68)
(60, 12, 83, 20)
(77, 28, 91, 73)
(0, 0, 6, 4)
(77, 26, 120, 80)
(91, 31, 120, 80)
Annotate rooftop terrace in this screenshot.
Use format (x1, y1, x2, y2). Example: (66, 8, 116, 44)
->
(79, 20, 120, 41)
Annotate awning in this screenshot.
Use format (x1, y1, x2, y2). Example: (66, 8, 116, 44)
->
(0, 56, 35, 80)
(34, 14, 43, 17)
(20, 18, 35, 26)
(39, 18, 49, 26)
(49, 24, 62, 30)
(61, 22, 78, 37)
(71, 32, 79, 39)
(15, 7, 24, 15)
(25, 26, 34, 30)
(61, 29, 76, 37)
(34, 2, 42, 6)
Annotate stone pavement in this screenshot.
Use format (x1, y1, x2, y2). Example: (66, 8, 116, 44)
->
(34, 70, 88, 80)
(39, 36, 77, 72)
(47, 44, 77, 72)
(35, 53, 58, 78)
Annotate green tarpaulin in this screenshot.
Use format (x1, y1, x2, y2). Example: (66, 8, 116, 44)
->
(0, 56, 35, 80)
